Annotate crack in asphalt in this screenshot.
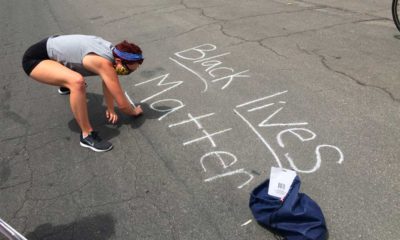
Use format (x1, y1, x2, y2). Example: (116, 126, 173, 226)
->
(104, 5, 186, 26)
(28, 174, 98, 201)
(216, 18, 385, 59)
(313, 49, 400, 103)
(293, 42, 400, 103)
(145, 22, 218, 44)
(0, 180, 31, 190)
(220, 17, 387, 43)
(0, 80, 32, 221)
(12, 147, 32, 220)
(287, 0, 390, 20)
(180, 0, 222, 22)
(264, 17, 387, 40)
(124, 130, 140, 196)
(221, 6, 325, 22)
(78, 195, 142, 210)
(140, 0, 400, 104)
(292, 42, 400, 102)
(217, 17, 399, 102)
(43, 0, 64, 33)
(144, 0, 389, 68)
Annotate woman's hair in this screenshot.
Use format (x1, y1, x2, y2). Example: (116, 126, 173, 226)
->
(113, 40, 143, 64)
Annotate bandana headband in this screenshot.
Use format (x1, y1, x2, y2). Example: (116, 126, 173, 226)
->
(113, 48, 143, 61)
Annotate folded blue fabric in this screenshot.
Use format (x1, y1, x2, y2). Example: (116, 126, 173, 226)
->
(249, 176, 327, 240)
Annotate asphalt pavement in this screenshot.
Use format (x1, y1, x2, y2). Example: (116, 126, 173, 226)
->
(0, 0, 399, 239)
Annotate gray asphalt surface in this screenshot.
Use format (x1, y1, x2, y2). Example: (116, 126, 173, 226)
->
(1, 0, 399, 239)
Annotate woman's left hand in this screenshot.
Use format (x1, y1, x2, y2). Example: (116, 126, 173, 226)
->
(106, 109, 119, 124)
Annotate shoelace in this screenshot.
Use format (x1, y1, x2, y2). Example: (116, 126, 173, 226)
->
(90, 131, 102, 142)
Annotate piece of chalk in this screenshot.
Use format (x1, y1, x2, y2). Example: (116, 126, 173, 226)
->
(241, 219, 252, 227)
(124, 91, 136, 107)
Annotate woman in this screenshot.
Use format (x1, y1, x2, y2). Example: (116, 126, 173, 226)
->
(22, 34, 144, 152)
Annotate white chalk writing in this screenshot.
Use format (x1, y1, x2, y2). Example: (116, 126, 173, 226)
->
(170, 44, 250, 92)
(128, 43, 344, 190)
(235, 90, 344, 173)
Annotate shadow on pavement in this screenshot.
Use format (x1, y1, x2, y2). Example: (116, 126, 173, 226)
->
(25, 213, 115, 240)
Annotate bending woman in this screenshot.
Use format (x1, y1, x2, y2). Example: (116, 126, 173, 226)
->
(22, 34, 144, 152)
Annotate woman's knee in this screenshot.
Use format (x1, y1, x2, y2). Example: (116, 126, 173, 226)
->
(68, 74, 86, 91)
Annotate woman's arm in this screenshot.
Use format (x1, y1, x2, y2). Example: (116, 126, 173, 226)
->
(102, 81, 114, 111)
(102, 81, 118, 124)
(82, 54, 142, 116)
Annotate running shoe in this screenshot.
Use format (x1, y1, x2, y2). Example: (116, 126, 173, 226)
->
(58, 83, 87, 95)
(80, 131, 113, 152)
(58, 87, 70, 95)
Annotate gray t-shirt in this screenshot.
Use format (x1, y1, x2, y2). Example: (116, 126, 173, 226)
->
(47, 34, 115, 76)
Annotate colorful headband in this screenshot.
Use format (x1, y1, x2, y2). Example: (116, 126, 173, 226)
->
(113, 48, 143, 61)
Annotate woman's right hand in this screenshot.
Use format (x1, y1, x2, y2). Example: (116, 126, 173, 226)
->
(132, 105, 143, 117)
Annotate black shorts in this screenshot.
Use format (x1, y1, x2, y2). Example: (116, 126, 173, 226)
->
(22, 37, 50, 76)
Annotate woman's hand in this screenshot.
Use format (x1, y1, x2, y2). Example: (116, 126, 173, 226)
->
(132, 105, 143, 117)
(106, 109, 119, 124)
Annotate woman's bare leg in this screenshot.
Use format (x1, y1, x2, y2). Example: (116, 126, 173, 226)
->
(29, 60, 93, 136)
